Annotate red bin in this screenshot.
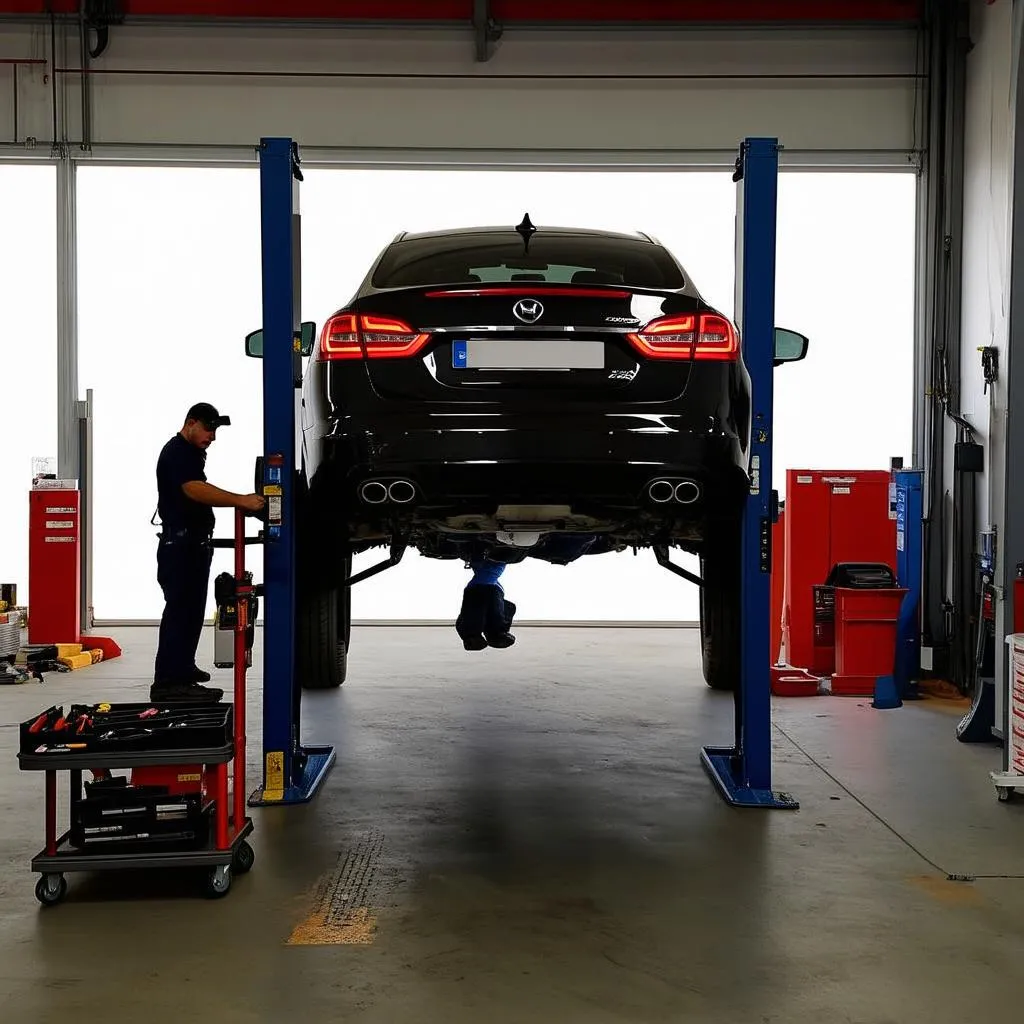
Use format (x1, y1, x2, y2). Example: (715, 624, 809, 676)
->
(832, 586, 907, 696)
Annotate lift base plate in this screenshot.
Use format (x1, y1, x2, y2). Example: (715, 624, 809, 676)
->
(701, 746, 800, 809)
(248, 744, 337, 806)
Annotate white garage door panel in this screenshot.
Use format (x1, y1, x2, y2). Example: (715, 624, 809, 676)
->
(92, 25, 917, 78)
(0, 24, 919, 156)
(89, 77, 916, 154)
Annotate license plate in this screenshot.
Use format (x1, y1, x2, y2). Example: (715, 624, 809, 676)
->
(452, 339, 604, 370)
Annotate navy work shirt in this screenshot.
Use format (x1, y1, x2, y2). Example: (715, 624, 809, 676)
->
(156, 434, 215, 538)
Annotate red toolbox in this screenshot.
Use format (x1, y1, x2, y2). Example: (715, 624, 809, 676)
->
(782, 470, 897, 672)
(28, 488, 80, 645)
(832, 587, 908, 696)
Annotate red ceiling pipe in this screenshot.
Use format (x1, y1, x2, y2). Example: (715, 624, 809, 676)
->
(0, 1, 924, 21)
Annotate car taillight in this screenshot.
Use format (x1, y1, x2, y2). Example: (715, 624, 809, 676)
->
(626, 313, 738, 361)
(319, 313, 430, 360)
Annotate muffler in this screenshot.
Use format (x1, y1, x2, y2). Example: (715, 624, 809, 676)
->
(674, 481, 701, 505)
(648, 480, 675, 504)
(359, 481, 388, 505)
(388, 479, 417, 504)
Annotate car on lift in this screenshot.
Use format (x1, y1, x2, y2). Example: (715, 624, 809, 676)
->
(248, 219, 808, 691)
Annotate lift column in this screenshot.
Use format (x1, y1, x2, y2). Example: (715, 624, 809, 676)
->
(249, 137, 336, 806)
(701, 137, 798, 809)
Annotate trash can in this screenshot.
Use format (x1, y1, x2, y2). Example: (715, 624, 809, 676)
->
(832, 565, 907, 696)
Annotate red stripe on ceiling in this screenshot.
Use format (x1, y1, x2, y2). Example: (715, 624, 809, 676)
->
(0, 1, 924, 21)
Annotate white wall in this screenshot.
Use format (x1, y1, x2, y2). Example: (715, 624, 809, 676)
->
(962, 0, 1013, 533)
(0, 21, 919, 161)
(0, 165, 56, 607)
(960, 0, 1016, 718)
(73, 166, 916, 623)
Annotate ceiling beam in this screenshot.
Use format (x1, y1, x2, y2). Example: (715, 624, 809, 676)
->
(0, 1, 925, 25)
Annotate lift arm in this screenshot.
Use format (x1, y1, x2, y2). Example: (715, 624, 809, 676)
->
(653, 544, 703, 588)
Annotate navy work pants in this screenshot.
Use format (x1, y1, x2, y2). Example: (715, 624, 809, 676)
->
(154, 534, 213, 684)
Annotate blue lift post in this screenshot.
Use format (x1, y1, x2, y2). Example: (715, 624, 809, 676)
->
(700, 137, 798, 810)
(894, 469, 924, 700)
(249, 137, 336, 806)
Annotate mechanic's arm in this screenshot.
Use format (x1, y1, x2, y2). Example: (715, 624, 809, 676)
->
(183, 481, 265, 513)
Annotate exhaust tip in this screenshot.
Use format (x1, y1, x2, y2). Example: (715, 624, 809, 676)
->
(675, 481, 701, 505)
(388, 479, 417, 504)
(648, 480, 674, 504)
(360, 481, 388, 505)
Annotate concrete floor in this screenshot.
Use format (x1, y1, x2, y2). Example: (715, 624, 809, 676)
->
(2, 625, 1024, 1023)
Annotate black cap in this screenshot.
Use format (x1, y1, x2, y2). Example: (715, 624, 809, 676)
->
(186, 402, 231, 430)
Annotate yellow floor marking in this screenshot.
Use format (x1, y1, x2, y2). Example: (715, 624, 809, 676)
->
(287, 906, 377, 946)
(909, 875, 983, 906)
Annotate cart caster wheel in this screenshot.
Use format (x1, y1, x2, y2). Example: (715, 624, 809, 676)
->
(205, 865, 232, 899)
(233, 840, 255, 875)
(998, 787, 1014, 803)
(35, 873, 67, 907)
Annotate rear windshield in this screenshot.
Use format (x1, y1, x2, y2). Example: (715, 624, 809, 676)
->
(370, 232, 685, 290)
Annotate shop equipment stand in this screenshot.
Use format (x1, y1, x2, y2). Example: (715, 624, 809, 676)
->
(18, 510, 257, 904)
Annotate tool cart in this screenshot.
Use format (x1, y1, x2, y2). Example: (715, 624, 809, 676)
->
(18, 510, 259, 904)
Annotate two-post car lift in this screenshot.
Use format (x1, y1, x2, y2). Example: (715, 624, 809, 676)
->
(245, 135, 798, 811)
(247, 138, 335, 806)
(701, 137, 798, 809)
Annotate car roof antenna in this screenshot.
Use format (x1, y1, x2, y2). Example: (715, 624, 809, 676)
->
(515, 213, 537, 252)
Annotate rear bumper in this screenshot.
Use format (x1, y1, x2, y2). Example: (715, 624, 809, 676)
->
(304, 410, 748, 513)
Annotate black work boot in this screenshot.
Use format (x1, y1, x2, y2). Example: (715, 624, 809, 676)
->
(455, 584, 489, 651)
(150, 680, 223, 703)
(484, 589, 516, 650)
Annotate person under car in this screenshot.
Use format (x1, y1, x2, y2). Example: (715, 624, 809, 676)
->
(455, 534, 601, 651)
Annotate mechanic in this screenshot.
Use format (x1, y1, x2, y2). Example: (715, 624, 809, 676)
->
(152, 402, 265, 702)
(454, 534, 603, 652)
(455, 557, 517, 651)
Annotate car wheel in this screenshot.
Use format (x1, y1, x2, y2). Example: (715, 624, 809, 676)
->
(296, 567, 351, 690)
(294, 470, 351, 690)
(700, 518, 742, 691)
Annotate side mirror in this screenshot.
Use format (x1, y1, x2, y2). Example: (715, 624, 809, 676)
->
(773, 327, 809, 366)
(245, 321, 317, 358)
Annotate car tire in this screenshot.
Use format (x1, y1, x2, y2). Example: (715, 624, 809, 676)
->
(700, 518, 742, 692)
(294, 468, 351, 690)
(296, 569, 350, 690)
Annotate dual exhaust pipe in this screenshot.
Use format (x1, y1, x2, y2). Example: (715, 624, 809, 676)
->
(359, 479, 417, 506)
(647, 478, 701, 506)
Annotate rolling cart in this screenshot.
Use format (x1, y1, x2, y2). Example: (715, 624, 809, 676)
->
(18, 510, 258, 903)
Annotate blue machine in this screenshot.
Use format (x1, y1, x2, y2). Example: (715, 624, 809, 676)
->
(248, 138, 336, 806)
(893, 469, 924, 700)
(700, 138, 798, 810)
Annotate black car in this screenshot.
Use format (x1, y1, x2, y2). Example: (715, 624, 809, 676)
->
(278, 220, 807, 691)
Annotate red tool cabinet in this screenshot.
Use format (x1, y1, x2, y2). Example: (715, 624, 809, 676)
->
(28, 488, 81, 645)
(782, 470, 897, 673)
